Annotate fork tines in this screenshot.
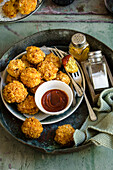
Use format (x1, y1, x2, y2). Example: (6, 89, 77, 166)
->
(50, 47, 83, 97)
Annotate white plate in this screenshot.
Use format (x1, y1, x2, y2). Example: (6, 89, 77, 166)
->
(1, 47, 85, 125)
(0, 0, 43, 23)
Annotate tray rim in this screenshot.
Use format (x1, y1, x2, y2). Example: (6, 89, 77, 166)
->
(1, 28, 113, 71)
(0, 117, 92, 154)
(0, 29, 113, 154)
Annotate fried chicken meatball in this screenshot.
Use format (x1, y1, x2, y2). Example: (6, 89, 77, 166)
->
(2, 0, 18, 18)
(0, 0, 3, 3)
(20, 67, 41, 88)
(7, 59, 25, 78)
(29, 80, 45, 94)
(18, 0, 37, 15)
(21, 117, 43, 138)
(17, 95, 39, 115)
(21, 54, 31, 68)
(62, 55, 78, 73)
(3, 80, 28, 103)
(54, 124, 75, 146)
(6, 74, 17, 84)
(44, 53, 61, 68)
(26, 46, 45, 65)
(55, 71, 70, 85)
(37, 61, 58, 81)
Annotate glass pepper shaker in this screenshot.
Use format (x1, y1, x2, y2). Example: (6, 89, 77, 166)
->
(52, 0, 74, 6)
(88, 50, 109, 91)
(69, 33, 90, 62)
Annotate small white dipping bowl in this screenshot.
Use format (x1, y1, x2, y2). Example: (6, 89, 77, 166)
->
(35, 80, 73, 115)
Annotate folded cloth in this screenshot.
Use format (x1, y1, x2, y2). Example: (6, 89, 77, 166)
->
(73, 88, 113, 149)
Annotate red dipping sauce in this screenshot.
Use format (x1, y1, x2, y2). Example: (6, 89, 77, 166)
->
(41, 89, 68, 112)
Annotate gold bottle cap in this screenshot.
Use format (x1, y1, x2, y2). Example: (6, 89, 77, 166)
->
(71, 33, 86, 48)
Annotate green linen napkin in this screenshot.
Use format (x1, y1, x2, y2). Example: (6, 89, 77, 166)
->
(73, 88, 113, 149)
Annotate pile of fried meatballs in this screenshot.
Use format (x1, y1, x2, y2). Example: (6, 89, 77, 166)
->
(1, 0, 37, 18)
(3, 46, 78, 146)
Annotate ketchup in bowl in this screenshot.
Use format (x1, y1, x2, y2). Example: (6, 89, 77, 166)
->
(35, 80, 73, 115)
(41, 89, 68, 112)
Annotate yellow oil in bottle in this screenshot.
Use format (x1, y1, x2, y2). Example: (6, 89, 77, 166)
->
(69, 33, 90, 62)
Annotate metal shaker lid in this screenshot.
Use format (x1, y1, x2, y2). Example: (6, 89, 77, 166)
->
(88, 50, 102, 57)
(71, 33, 86, 48)
(88, 50, 102, 63)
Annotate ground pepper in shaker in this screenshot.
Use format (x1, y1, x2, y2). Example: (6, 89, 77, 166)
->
(69, 33, 90, 62)
(88, 50, 109, 91)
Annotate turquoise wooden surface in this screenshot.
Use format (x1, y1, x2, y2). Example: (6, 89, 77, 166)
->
(0, 0, 113, 169)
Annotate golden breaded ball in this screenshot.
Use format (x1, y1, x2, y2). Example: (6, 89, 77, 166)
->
(56, 71, 70, 85)
(26, 46, 45, 64)
(10, 0, 17, 3)
(20, 67, 41, 88)
(21, 54, 31, 68)
(17, 95, 39, 115)
(6, 74, 18, 84)
(10, 0, 19, 8)
(7, 59, 25, 78)
(37, 61, 58, 81)
(0, 0, 3, 3)
(62, 55, 78, 73)
(29, 80, 45, 94)
(3, 80, 28, 103)
(45, 53, 61, 68)
(54, 124, 75, 146)
(2, 1, 18, 18)
(18, 0, 37, 15)
(21, 117, 43, 138)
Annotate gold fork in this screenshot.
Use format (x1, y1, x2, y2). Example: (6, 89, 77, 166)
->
(54, 47, 97, 121)
(50, 48, 83, 97)
(73, 71, 97, 121)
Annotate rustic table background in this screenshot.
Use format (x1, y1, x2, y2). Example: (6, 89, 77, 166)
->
(0, 0, 113, 169)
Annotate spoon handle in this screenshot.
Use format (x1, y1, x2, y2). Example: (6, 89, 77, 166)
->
(83, 90, 97, 121)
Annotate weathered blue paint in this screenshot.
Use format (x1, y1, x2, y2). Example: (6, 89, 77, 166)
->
(0, 0, 113, 169)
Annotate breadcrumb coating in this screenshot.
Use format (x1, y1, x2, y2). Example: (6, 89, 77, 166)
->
(26, 46, 45, 64)
(44, 53, 61, 68)
(29, 80, 45, 94)
(2, 0, 18, 18)
(6, 74, 17, 84)
(55, 71, 70, 85)
(54, 124, 75, 146)
(37, 61, 58, 81)
(21, 117, 43, 138)
(7, 59, 25, 78)
(2, 0, 37, 18)
(18, 0, 37, 15)
(3, 80, 28, 103)
(21, 54, 31, 68)
(20, 67, 41, 88)
(17, 95, 39, 115)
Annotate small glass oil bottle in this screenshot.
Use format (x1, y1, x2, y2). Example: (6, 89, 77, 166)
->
(69, 33, 90, 62)
(88, 50, 109, 91)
